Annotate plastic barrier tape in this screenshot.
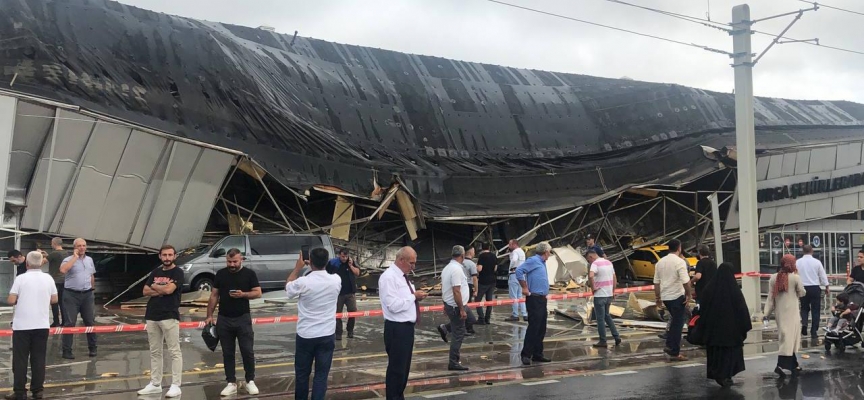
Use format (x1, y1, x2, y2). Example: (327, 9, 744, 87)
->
(0, 271, 845, 337)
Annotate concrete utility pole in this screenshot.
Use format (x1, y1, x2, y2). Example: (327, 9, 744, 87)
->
(731, 4, 760, 317)
(731, 3, 817, 317)
(708, 193, 723, 265)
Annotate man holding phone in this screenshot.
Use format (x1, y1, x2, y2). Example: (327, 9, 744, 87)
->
(327, 249, 360, 340)
(205, 248, 262, 396)
(286, 248, 341, 399)
(59, 238, 97, 359)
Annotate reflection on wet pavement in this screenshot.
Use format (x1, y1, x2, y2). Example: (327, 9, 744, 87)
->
(0, 297, 816, 399)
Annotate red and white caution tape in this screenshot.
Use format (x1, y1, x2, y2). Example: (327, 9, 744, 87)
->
(0, 271, 846, 337)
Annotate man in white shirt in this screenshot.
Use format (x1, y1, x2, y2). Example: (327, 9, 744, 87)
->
(796, 245, 829, 338)
(286, 247, 342, 400)
(653, 239, 691, 362)
(436, 246, 470, 371)
(588, 249, 621, 348)
(5, 251, 57, 400)
(505, 240, 528, 322)
(379, 247, 427, 400)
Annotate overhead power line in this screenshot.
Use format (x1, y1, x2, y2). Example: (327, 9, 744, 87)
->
(484, 0, 731, 55)
(603, 0, 731, 32)
(485, 0, 864, 58)
(798, 0, 864, 17)
(751, 29, 864, 56)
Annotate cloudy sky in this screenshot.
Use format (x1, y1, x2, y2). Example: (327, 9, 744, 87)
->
(118, 0, 864, 103)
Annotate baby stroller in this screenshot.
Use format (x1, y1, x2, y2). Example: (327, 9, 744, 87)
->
(824, 282, 864, 353)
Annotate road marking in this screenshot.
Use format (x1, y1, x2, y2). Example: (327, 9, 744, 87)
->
(602, 370, 637, 376)
(521, 379, 559, 386)
(743, 356, 765, 361)
(423, 391, 466, 398)
(672, 363, 703, 368)
(4, 334, 596, 392)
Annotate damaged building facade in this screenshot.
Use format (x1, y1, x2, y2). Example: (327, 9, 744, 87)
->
(2, 0, 864, 295)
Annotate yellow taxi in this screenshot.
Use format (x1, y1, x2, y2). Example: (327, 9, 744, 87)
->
(626, 245, 698, 281)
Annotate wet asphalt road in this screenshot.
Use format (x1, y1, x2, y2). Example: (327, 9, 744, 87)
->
(408, 348, 864, 400)
(0, 291, 842, 399)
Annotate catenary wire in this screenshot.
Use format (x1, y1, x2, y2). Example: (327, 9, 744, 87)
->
(484, 0, 730, 55)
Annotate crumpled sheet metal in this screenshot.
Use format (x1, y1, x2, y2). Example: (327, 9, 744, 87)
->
(1, 0, 864, 216)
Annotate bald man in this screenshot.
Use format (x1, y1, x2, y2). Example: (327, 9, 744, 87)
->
(379, 247, 427, 400)
(59, 238, 97, 359)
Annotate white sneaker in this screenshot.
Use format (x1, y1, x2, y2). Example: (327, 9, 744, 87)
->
(245, 381, 259, 395)
(137, 383, 162, 395)
(165, 384, 182, 398)
(220, 383, 238, 396)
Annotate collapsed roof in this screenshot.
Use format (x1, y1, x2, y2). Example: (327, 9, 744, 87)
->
(2, 0, 864, 218)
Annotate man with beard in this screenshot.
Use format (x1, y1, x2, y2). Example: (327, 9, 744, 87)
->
(137, 245, 184, 398)
(206, 248, 262, 396)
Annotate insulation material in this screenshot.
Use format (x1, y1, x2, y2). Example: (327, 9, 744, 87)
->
(330, 195, 354, 241)
(552, 245, 589, 283)
(628, 292, 666, 321)
(236, 158, 267, 180)
(376, 186, 399, 220)
(544, 253, 560, 286)
(227, 214, 252, 235)
(395, 190, 420, 240)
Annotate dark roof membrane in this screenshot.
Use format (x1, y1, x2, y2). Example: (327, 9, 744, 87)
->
(1, 0, 863, 216)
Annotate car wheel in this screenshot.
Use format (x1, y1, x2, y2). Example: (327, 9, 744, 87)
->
(622, 268, 635, 282)
(192, 276, 214, 292)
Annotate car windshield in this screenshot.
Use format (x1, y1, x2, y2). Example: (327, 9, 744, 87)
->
(656, 249, 669, 258)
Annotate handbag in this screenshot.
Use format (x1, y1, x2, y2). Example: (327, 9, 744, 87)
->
(202, 322, 220, 351)
(686, 313, 705, 346)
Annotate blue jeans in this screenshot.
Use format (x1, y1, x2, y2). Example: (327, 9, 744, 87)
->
(508, 274, 527, 317)
(663, 296, 686, 356)
(294, 334, 335, 400)
(593, 296, 619, 342)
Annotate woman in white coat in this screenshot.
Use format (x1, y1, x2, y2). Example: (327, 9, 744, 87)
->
(763, 254, 806, 377)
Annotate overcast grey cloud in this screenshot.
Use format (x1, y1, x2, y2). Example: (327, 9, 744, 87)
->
(117, 0, 864, 103)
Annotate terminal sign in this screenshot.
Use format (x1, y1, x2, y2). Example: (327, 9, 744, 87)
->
(757, 172, 864, 203)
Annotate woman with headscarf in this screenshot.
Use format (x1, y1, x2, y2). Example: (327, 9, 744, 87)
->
(764, 254, 806, 377)
(699, 262, 751, 387)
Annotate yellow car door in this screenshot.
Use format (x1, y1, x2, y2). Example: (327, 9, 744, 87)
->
(631, 250, 654, 280)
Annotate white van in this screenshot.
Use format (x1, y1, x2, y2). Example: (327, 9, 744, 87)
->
(178, 233, 336, 292)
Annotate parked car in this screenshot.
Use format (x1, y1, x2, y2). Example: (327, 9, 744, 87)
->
(625, 245, 698, 281)
(178, 233, 336, 292)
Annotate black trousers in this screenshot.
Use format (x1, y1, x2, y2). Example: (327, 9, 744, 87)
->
(217, 314, 255, 383)
(51, 282, 65, 326)
(13, 329, 49, 399)
(384, 320, 414, 400)
(475, 283, 496, 322)
(800, 286, 822, 335)
(521, 295, 548, 359)
(335, 293, 357, 336)
(61, 289, 96, 353)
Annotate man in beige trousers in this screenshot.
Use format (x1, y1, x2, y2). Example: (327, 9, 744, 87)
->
(138, 245, 184, 397)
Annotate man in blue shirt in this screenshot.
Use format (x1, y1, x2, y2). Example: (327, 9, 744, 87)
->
(515, 241, 552, 366)
(586, 235, 603, 257)
(327, 249, 360, 340)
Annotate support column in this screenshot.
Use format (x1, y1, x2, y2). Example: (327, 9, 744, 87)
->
(732, 4, 762, 318)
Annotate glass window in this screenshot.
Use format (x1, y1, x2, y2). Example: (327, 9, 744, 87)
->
(631, 250, 650, 262)
(655, 250, 669, 260)
(248, 235, 324, 256)
(211, 236, 246, 257)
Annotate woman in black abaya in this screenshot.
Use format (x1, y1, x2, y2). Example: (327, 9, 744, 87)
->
(699, 262, 752, 387)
